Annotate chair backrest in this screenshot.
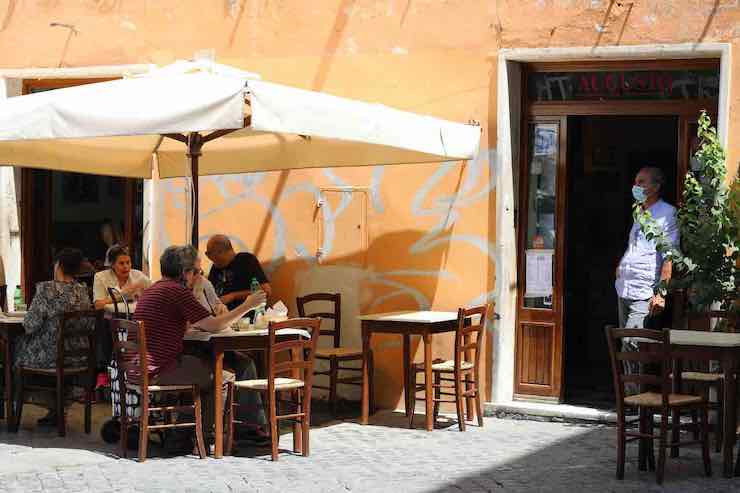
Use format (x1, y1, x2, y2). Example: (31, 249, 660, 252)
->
(266, 318, 321, 391)
(454, 305, 488, 373)
(604, 326, 672, 409)
(110, 318, 148, 391)
(296, 292, 341, 348)
(108, 287, 133, 319)
(687, 310, 738, 333)
(57, 309, 99, 371)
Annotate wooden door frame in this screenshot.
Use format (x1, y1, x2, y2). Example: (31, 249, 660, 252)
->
(514, 59, 721, 401)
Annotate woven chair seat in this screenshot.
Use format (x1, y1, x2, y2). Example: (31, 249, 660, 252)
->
(677, 371, 724, 382)
(235, 377, 305, 391)
(128, 383, 194, 392)
(414, 359, 474, 372)
(316, 346, 363, 358)
(624, 392, 703, 408)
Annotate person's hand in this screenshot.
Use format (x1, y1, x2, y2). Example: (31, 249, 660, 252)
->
(649, 294, 665, 315)
(243, 290, 267, 311)
(220, 293, 236, 305)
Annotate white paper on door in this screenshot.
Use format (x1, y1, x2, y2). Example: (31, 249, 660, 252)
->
(524, 249, 554, 298)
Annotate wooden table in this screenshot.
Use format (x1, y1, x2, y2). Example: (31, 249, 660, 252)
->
(359, 311, 459, 432)
(668, 329, 740, 478)
(0, 313, 25, 431)
(638, 329, 740, 477)
(183, 326, 309, 458)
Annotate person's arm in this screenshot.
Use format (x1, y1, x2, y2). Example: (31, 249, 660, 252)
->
(192, 291, 266, 333)
(92, 273, 111, 310)
(650, 210, 679, 313)
(23, 285, 48, 334)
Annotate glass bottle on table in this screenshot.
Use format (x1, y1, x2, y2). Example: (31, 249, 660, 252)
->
(250, 277, 266, 328)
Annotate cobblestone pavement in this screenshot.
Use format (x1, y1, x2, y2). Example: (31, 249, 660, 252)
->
(0, 403, 738, 492)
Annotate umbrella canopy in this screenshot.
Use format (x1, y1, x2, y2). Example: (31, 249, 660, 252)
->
(0, 60, 481, 243)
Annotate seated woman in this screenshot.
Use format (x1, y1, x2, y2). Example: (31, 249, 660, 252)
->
(14, 248, 94, 425)
(92, 245, 151, 310)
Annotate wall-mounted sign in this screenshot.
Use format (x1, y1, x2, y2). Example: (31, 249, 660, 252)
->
(528, 69, 719, 102)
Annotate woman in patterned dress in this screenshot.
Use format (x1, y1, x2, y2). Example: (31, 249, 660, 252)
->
(14, 248, 93, 425)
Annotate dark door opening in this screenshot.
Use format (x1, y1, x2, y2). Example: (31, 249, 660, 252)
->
(563, 116, 678, 407)
(21, 169, 143, 302)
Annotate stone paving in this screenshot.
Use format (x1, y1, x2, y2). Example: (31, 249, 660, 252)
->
(0, 402, 738, 492)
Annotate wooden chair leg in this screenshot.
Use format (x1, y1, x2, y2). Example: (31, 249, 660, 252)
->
(432, 371, 440, 427)
(407, 371, 416, 429)
(329, 357, 338, 416)
(138, 408, 149, 462)
(56, 374, 65, 437)
(268, 391, 279, 461)
(716, 382, 724, 454)
(14, 372, 24, 432)
(700, 406, 712, 477)
(368, 351, 375, 415)
(464, 374, 474, 422)
(293, 390, 302, 454)
(474, 383, 484, 427)
(84, 382, 93, 434)
(193, 388, 207, 460)
(616, 414, 626, 480)
(656, 410, 669, 485)
(454, 373, 465, 432)
(224, 383, 234, 456)
(302, 389, 311, 457)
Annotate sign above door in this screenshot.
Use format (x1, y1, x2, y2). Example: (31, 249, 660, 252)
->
(528, 69, 719, 102)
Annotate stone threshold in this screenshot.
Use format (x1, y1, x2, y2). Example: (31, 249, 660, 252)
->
(485, 401, 617, 424)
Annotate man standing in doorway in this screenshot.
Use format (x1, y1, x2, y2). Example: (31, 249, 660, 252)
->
(616, 166, 679, 331)
(205, 234, 271, 310)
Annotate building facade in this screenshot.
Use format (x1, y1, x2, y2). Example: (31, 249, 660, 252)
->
(0, 1, 737, 410)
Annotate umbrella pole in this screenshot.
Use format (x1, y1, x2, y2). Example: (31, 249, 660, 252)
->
(187, 132, 204, 247)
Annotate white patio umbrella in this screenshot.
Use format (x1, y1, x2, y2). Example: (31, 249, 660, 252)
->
(0, 60, 481, 245)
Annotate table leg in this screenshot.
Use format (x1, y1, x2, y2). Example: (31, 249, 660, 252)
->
(423, 333, 433, 432)
(361, 325, 371, 425)
(403, 334, 411, 418)
(722, 353, 736, 478)
(671, 357, 683, 458)
(4, 336, 15, 432)
(213, 348, 224, 459)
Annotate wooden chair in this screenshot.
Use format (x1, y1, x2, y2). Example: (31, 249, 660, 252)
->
(409, 305, 487, 431)
(227, 317, 320, 461)
(296, 293, 372, 415)
(605, 326, 711, 484)
(15, 309, 100, 437)
(110, 318, 206, 462)
(108, 287, 133, 319)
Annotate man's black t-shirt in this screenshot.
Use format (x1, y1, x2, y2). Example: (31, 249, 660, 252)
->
(208, 252, 268, 310)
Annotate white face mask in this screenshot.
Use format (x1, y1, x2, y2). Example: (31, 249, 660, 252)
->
(632, 185, 647, 203)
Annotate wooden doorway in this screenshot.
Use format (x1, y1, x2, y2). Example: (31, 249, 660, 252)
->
(514, 59, 721, 402)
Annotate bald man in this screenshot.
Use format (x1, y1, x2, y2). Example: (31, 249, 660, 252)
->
(205, 235, 272, 311)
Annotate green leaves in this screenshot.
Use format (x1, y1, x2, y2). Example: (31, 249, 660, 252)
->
(635, 112, 739, 314)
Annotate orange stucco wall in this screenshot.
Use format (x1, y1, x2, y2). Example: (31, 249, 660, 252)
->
(2, 1, 738, 408)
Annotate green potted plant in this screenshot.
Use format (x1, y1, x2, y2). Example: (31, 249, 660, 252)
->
(634, 112, 739, 329)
